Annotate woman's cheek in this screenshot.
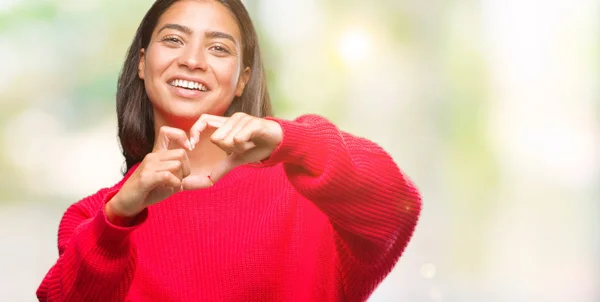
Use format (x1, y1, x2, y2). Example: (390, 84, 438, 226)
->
(215, 59, 242, 88)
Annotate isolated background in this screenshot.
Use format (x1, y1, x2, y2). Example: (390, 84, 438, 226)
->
(0, 0, 598, 301)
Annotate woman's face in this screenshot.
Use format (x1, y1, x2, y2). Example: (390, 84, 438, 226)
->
(138, 0, 249, 126)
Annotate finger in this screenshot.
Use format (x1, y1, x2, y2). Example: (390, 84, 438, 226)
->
(155, 149, 187, 161)
(152, 149, 191, 178)
(210, 113, 249, 154)
(231, 118, 260, 153)
(154, 126, 192, 152)
(211, 112, 246, 141)
(182, 174, 213, 190)
(224, 116, 254, 154)
(189, 114, 228, 147)
(179, 150, 191, 178)
(153, 160, 185, 179)
(139, 170, 182, 191)
(159, 171, 182, 189)
(162, 149, 191, 178)
(188, 120, 206, 149)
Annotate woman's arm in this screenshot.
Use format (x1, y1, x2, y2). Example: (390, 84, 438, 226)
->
(36, 187, 146, 302)
(262, 114, 422, 301)
(37, 125, 196, 301)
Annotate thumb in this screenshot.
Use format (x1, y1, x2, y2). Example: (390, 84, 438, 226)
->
(181, 174, 212, 190)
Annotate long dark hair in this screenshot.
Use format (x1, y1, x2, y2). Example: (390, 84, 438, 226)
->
(116, 0, 272, 173)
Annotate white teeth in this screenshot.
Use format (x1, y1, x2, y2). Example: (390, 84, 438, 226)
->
(170, 79, 206, 91)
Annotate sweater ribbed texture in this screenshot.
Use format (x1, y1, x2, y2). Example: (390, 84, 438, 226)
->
(37, 114, 421, 302)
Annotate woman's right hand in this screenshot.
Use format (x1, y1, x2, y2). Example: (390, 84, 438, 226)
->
(105, 126, 193, 225)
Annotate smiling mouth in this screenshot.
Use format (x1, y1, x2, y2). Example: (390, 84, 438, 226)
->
(169, 79, 209, 92)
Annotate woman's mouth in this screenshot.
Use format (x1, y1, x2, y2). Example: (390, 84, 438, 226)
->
(169, 79, 209, 92)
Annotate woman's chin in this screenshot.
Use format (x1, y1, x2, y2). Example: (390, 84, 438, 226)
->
(163, 108, 225, 127)
(154, 109, 199, 128)
(168, 99, 229, 117)
(153, 101, 231, 127)
(170, 111, 203, 123)
(167, 104, 209, 118)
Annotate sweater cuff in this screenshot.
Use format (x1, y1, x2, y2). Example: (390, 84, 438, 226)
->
(259, 117, 309, 167)
(89, 189, 148, 253)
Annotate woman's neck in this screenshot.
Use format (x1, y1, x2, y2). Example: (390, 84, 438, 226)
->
(186, 129, 228, 176)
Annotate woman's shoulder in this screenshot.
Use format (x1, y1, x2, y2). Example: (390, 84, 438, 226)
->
(63, 173, 130, 220)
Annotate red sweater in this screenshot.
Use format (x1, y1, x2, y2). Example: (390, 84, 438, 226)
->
(37, 115, 421, 302)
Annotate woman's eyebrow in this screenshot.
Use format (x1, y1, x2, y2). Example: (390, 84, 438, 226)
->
(205, 31, 237, 46)
(157, 23, 193, 35)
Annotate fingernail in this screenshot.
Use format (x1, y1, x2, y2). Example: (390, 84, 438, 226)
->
(186, 139, 193, 151)
(192, 137, 199, 150)
(207, 175, 214, 186)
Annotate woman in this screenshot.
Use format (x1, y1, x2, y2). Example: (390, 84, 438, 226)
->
(37, 0, 421, 301)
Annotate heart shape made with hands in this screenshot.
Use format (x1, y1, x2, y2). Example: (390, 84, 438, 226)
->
(154, 113, 283, 190)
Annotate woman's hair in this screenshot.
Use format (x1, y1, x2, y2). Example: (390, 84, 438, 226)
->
(116, 0, 272, 173)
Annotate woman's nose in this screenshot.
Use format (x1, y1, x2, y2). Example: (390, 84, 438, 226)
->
(179, 45, 208, 71)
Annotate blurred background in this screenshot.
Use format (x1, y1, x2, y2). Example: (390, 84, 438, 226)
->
(1, 0, 598, 301)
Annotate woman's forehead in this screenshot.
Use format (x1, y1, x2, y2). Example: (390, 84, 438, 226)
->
(156, 0, 241, 41)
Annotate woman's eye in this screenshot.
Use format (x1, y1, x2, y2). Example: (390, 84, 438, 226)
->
(161, 36, 182, 44)
(210, 44, 230, 54)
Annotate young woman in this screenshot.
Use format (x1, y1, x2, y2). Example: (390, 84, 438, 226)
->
(37, 0, 421, 301)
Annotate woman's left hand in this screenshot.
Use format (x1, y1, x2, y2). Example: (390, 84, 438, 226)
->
(188, 112, 283, 184)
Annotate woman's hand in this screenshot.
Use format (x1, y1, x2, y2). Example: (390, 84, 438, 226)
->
(186, 112, 283, 185)
(105, 113, 282, 225)
(105, 126, 193, 224)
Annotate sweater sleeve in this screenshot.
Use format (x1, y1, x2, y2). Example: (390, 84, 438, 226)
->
(36, 186, 148, 302)
(263, 114, 422, 301)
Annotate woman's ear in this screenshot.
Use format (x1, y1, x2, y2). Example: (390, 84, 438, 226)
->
(235, 67, 251, 97)
(138, 49, 146, 80)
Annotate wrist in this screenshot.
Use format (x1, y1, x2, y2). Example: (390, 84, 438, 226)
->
(105, 195, 141, 227)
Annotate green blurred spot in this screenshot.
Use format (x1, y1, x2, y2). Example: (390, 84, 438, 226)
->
(0, 2, 59, 31)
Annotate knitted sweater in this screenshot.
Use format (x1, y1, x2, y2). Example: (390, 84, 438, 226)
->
(36, 115, 421, 302)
